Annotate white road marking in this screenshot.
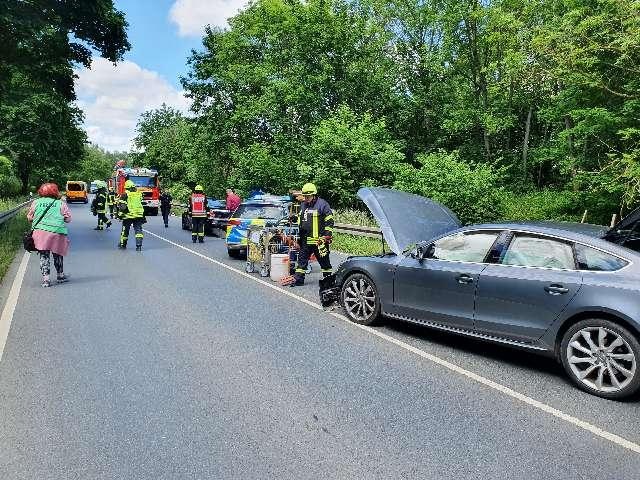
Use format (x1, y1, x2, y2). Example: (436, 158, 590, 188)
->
(0, 252, 30, 363)
(145, 229, 640, 454)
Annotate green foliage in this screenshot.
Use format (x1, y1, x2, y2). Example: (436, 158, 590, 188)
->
(68, 145, 118, 184)
(394, 151, 505, 224)
(502, 190, 583, 223)
(0, 155, 21, 197)
(300, 106, 405, 208)
(129, 0, 640, 224)
(0, 211, 28, 282)
(333, 209, 376, 227)
(331, 233, 388, 256)
(0, 1, 130, 191)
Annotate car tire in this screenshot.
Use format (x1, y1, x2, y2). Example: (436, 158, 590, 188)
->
(340, 273, 382, 326)
(228, 248, 240, 259)
(560, 318, 640, 400)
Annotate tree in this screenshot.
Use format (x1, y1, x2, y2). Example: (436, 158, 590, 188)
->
(0, 1, 130, 191)
(299, 105, 405, 208)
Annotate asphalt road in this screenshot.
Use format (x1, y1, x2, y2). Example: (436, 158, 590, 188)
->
(1, 203, 639, 479)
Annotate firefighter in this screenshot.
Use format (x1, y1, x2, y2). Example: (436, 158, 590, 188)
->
(188, 184, 208, 243)
(289, 183, 333, 287)
(117, 179, 145, 251)
(107, 187, 116, 218)
(159, 189, 172, 227)
(91, 185, 112, 231)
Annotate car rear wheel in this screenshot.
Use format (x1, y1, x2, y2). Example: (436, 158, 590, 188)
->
(228, 248, 240, 259)
(341, 273, 382, 326)
(560, 318, 640, 399)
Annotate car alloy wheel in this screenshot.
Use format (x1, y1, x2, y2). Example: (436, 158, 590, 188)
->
(341, 273, 381, 326)
(561, 319, 640, 399)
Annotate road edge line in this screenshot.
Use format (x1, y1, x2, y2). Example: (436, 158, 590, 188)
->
(0, 251, 29, 363)
(145, 229, 640, 455)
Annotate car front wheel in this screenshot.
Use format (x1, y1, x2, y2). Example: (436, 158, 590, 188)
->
(341, 273, 382, 326)
(560, 318, 640, 399)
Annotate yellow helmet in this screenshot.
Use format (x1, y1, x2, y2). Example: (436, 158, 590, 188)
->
(301, 182, 317, 195)
(124, 179, 135, 190)
(194, 184, 204, 192)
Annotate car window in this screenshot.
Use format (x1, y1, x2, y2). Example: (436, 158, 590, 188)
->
(502, 235, 575, 269)
(432, 232, 499, 263)
(66, 183, 83, 191)
(575, 244, 628, 271)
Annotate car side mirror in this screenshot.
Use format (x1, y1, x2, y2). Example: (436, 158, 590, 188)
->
(416, 241, 435, 261)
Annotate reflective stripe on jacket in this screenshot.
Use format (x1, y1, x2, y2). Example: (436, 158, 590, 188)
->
(190, 193, 206, 217)
(298, 197, 334, 245)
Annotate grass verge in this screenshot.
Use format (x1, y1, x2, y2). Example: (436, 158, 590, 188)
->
(0, 211, 29, 282)
(332, 232, 389, 256)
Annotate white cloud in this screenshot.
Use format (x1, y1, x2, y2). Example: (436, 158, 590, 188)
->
(169, 0, 248, 36)
(74, 58, 190, 152)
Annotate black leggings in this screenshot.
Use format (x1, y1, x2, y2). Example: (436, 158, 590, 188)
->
(38, 250, 63, 277)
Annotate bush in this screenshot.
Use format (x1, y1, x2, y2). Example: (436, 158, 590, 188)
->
(501, 190, 583, 222)
(299, 106, 405, 209)
(393, 150, 505, 225)
(0, 155, 22, 197)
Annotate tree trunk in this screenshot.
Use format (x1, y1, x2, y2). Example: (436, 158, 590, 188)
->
(522, 106, 533, 181)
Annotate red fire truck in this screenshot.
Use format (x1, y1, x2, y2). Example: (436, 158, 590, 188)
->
(109, 166, 160, 216)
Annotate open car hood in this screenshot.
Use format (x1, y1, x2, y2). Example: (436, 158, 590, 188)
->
(357, 187, 461, 255)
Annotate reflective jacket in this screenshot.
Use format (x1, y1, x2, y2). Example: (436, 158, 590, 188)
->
(32, 198, 67, 235)
(189, 193, 207, 218)
(298, 197, 334, 245)
(107, 191, 116, 206)
(117, 191, 144, 219)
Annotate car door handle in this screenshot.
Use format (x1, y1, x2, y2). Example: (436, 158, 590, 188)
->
(545, 284, 569, 295)
(456, 274, 474, 284)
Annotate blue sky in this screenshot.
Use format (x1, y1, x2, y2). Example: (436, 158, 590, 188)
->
(115, 0, 202, 89)
(74, 0, 248, 152)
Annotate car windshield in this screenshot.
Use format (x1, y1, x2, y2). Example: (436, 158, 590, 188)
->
(234, 204, 284, 220)
(66, 183, 84, 191)
(128, 175, 157, 187)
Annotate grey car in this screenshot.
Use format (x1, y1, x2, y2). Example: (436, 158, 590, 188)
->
(320, 188, 640, 399)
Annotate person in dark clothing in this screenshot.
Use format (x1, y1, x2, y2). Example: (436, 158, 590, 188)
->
(91, 185, 112, 231)
(159, 189, 172, 227)
(289, 182, 333, 287)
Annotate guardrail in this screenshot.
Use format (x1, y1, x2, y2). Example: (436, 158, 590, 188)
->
(333, 222, 381, 238)
(0, 199, 31, 227)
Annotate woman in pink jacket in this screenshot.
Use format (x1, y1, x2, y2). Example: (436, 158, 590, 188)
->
(27, 183, 72, 287)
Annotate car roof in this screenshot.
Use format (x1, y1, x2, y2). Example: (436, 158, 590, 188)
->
(456, 221, 640, 259)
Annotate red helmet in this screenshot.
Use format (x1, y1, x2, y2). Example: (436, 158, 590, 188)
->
(38, 183, 60, 198)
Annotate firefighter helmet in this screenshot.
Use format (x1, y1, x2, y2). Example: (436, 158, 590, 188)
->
(124, 179, 136, 190)
(301, 183, 317, 195)
(194, 184, 204, 192)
